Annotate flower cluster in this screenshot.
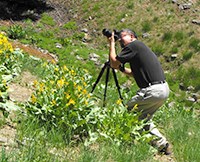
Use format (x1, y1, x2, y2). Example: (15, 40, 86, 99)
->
(27, 61, 96, 131)
(0, 33, 13, 54)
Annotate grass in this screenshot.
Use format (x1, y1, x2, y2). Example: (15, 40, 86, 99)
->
(0, 0, 200, 161)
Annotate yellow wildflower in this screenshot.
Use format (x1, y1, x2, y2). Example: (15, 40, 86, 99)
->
(77, 85, 82, 92)
(116, 99, 122, 105)
(82, 89, 87, 95)
(64, 92, 71, 99)
(133, 104, 138, 110)
(84, 100, 88, 106)
(33, 80, 38, 87)
(51, 100, 56, 106)
(57, 79, 65, 88)
(83, 82, 87, 87)
(63, 65, 68, 71)
(39, 83, 45, 92)
(66, 98, 75, 106)
(51, 60, 56, 64)
(31, 94, 37, 103)
(54, 67, 59, 72)
(87, 94, 91, 98)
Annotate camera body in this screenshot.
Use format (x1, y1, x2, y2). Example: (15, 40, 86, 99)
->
(102, 28, 120, 41)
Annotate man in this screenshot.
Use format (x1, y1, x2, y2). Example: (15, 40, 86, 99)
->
(108, 29, 171, 155)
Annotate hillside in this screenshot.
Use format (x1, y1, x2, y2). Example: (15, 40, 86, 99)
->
(0, 1, 200, 161)
(1, 0, 199, 87)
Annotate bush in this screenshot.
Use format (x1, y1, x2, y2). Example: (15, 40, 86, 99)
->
(162, 32, 173, 42)
(24, 61, 149, 145)
(182, 51, 193, 61)
(189, 38, 200, 52)
(7, 25, 26, 39)
(63, 21, 78, 30)
(141, 21, 151, 32)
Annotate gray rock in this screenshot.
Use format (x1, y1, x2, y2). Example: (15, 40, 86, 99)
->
(179, 3, 192, 10)
(142, 33, 150, 38)
(192, 20, 200, 25)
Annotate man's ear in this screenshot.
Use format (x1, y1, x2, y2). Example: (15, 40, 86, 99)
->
(131, 34, 135, 38)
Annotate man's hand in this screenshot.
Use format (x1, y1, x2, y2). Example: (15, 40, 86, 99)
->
(108, 32, 121, 69)
(108, 32, 115, 45)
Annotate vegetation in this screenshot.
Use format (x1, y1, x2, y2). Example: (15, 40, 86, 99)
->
(0, 0, 200, 161)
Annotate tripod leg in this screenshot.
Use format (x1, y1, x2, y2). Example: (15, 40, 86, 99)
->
(103, 66, 110, 107)
(112, 68, 124, 105)
(91, 63, 107, 93)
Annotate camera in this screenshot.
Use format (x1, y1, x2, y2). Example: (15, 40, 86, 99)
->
(102, 28, 120, 41)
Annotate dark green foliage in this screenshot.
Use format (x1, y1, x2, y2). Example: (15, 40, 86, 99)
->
(182, 51, 193, 61)
(7, 25, 26, 39)
(162, 32, 173, 42)
(189, 38, 200, 52)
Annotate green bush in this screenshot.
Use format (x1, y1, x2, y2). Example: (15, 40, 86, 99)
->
(182, 51, 193, 61)
(162, 32, 173, 42)
(7, 25, 26, 39)
(177, 66, 200, 91)
(63, 21, 78, 30)
(151, 43, 165, 56)
(40, 13, 56, 26)
(141, 21, 151, 32)
(189, 38, 200, 52)
(24, 61, 148, 146)
(174, 31, 185, 41)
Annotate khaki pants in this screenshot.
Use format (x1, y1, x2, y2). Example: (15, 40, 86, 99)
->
(127, 82, 170, 148)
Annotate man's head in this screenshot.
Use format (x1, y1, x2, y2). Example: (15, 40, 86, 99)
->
(119, 29, 137, 47)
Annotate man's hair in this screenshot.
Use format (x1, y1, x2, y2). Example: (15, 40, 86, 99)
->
(120, 29, 138, 39)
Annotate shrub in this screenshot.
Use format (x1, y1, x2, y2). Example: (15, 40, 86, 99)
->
(162, 32, 173, 42)
(7, 25, 26, 39)
(189, 38, 200, 52)
(63, 21, 78, 30)
(141, 21, 151, 32)
(151, 43, 165, 56)
(40, 13, 56, 26)
(174, 31, 185, 41)
(24, 61, 149, 145)
(182, 51, 193, 61)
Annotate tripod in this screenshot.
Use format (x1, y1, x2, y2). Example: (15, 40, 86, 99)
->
(91, 61, 124, 107)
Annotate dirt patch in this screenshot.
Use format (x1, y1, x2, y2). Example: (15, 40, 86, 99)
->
(12, 41, 58, 62)
(8, 71, 37, 102)
(0, 124, 17, 149)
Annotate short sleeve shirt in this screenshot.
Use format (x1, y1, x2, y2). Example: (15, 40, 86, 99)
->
(116, 40, 165, 88)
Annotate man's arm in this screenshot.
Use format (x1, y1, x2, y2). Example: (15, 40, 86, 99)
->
(121, 67, 133, 77)
(108, 32, 121, 69)
(108, 32, 133, 77)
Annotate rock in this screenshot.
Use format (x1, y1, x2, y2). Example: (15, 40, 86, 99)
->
(120, 18, 126, 23)
(179, 83, 186, 90)
(89, 53, 101, 66)
(192, 20, 200, 25)
(55, 43, 62, 49)
(172, 0, 178, 4)
(171, 54, 178, 60)
(186, 97, 196, 103)
(76, 55, 84, 61)
(191, 93, 200, 102)
(168, 101, 176, 108)
(179, 3, 192, 10)
(187, 86, 195, 91)
(81, 28, 88, 33)
(142, 33, 150, 38)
